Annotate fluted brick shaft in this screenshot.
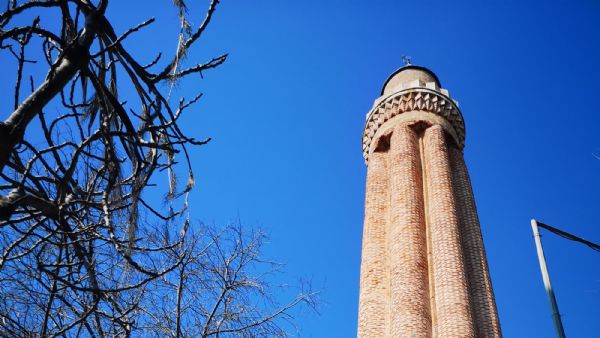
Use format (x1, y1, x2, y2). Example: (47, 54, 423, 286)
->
(423, 125, 475, 337)
(358, 65, 501, 337)
(389, 125, 431, 337)
(450, 147, 502, 337)
(358, 150, 390, 337)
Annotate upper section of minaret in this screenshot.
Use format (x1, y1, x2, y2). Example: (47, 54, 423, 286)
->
(362, 65, 466, 164)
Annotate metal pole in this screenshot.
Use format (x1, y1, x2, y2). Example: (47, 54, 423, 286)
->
(531, 219, 566, 338)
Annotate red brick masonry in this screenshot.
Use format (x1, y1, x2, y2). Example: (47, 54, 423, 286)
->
(358, 71, 501, 337)
(358, 122, 501, 337)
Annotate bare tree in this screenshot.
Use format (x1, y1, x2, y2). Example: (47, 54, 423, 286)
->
(0, 1, 316, 336)
(140, 223, 317, 338)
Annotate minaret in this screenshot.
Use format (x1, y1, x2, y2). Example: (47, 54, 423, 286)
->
(357, 65, 501, 337)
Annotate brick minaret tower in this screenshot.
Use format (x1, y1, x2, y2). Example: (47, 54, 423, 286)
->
(357, 65, 501, 337)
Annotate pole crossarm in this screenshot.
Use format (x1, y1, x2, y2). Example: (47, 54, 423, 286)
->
(536, 221, 600, 252)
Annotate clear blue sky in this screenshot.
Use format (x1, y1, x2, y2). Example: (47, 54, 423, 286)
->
(116, 1, 600, 337)
(6, 0, 600, 337)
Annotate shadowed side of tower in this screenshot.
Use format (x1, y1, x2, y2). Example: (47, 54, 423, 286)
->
(357, 66, 501, 337)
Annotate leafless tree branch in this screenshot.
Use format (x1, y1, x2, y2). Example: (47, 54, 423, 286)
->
(0, 1, 316, 336)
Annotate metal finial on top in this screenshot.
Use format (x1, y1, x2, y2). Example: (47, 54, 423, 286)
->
(401, 55, 412, 66)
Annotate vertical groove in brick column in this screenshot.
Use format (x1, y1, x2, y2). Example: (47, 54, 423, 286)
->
(449, 147, 502, 338)
(423, 125, 475, 337)
(389, 124, 431, 338)
(420, 134, 437, 337)
(357, 145, 390, 337)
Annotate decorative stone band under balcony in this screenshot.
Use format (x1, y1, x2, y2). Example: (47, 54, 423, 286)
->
(362, 86, 465, 164)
